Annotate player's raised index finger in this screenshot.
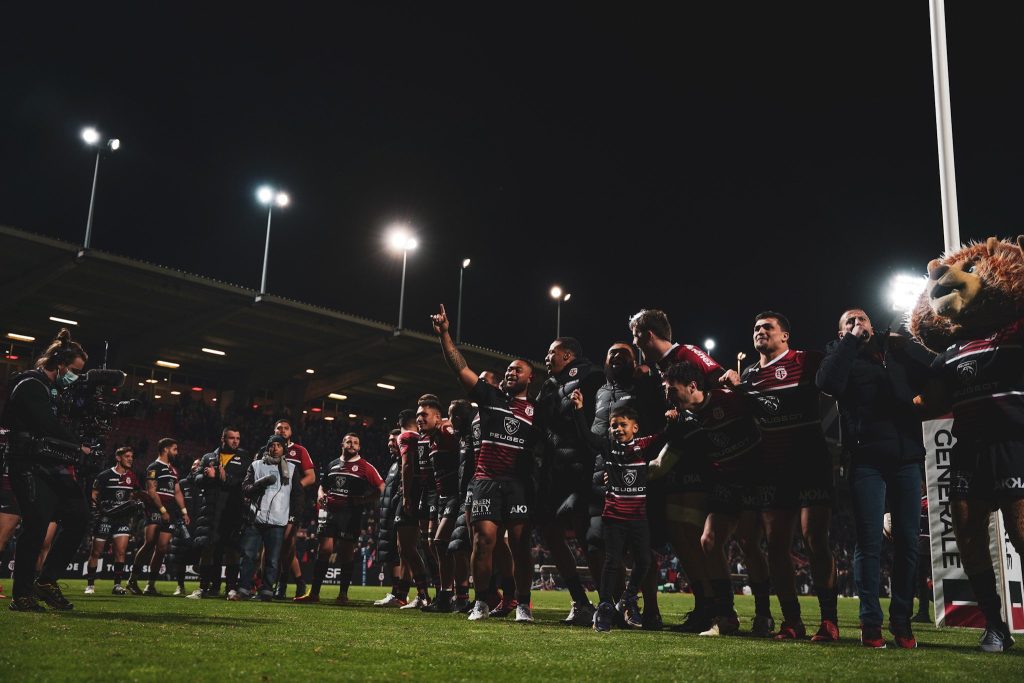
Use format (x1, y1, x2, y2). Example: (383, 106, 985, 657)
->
(439, 303, 447, 317)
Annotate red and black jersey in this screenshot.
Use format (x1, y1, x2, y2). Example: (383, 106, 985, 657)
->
(470, 380, 537, 480)
(321, 456, 384, 511)
(932, 317, 1024, 443)
(670, 389, 762, 476)
(656, 343, 724, 381)
(416, 435, 433, 487)
(93, 466, 139, 511)
(397, 429, 420, 485)
(457, 417, 481, 498)
(285, 443, 315, 475)
(740, 349, 829, 467)
(145, 459, 179, 509)
(430, 422, 460, 497)
(602, 434, 661, 521)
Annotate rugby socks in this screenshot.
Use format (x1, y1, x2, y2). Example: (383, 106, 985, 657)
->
(780, 597, 802, 624)
(225, 563, 240, 592)
(337, 562, 352, 598)
(501, 576, 516, 602)
(710, 579, 735, 616)
(414, 573, 430, 600)
(393, 577, 411, 600)
(750, 580, 771, 618)
(455, 583, 470, 601)
(818, 587, 838, 623)
(112, 562, 125, 586)
(86, 563, 98, 586)
(967, 569, 1006, 628)
(311, 557, 330, 597)
(516, 590, 531, 608)
(565, 574, 589, 605)
(691, 581, 707, 615)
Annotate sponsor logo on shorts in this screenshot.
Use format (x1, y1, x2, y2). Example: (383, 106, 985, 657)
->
(799, 487, 831, 502)
(472, 497, 492, 515)
(997, 477, 1024, 490)
(509, 504, 528, 514)
(504, 417, 520, 435)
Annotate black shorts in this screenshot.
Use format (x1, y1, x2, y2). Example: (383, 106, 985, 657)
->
(707, 477, 761, 515)
(436, 495, 460, 521)
(951, 440, 1024, 503)
(470, 477, 530, 524)
(418, 488, 438, 521)
(0, 484, 20, 516)
(145, 510, 176, 534)
(462, 488, 473, 513)
(394, 490, 420, 527)
(318, 508, 363, 541)
(94, 514, 133, 540)
(760, 462, 834, 510)
(660, 459, 709, 496)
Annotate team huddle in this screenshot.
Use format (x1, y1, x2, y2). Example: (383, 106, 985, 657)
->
(20, 298, 1019, 654)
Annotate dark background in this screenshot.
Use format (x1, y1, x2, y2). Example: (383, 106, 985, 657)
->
(2, 4, 1021, 368)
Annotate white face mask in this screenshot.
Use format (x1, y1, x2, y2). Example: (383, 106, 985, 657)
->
(59, 369, 80, 386)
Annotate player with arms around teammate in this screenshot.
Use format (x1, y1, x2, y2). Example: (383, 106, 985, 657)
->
(128, 438, 191, 596)
(86, 446, 142, 595)
(273, 419, 317, 600)
(297, 433, 384, 604)
(431, 304, 538, 623)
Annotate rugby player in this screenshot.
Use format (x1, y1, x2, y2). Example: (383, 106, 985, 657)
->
(650, 361, 764, 636)
(273, 419, 317, 599)
(128, 438, 190, 596)
(629, 309, 734, 632)
(374, 429, 411, 607)
(740, 312, 838, 641)
(86, 446, 141, 595)
(296, 433, 384, 604)
(431, 304, 537, 622)
(394, 409, 433, 608)
(417, 395, 462, 612)
(447, 398, 479, 612)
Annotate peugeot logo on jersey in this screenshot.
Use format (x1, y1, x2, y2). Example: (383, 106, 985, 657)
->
(623, 469, 637, 486)
(956, 359, 978, 382)
(758, 395, 781, 414)
(504, 417, 520, 435)
(775, 366, 788, 380)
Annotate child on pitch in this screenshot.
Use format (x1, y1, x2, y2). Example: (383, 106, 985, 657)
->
(571, 389, 664, 632)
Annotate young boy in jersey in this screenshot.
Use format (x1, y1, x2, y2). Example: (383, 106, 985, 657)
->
(572, 392, 661, 632)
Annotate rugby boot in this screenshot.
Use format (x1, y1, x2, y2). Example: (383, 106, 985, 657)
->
(488, 596, 518, 618)
(172, 585, 185, 597)
(34, 580, 73, 610)
(333, 593, 351, 606)
(593, 601, 615, 633)
(374, 593, 408, 607)
(773, 620, 807, 640)
(641, 610, 664, 631)
(401, 594, 430, 609)
(860, 625, 886, 649)
(621, 592, 642, 628)
(671, 607, 712, 633)
(467, 600, 490, 621)
(453, 596, 472, 613)
(142, 584, 162, 597)
(84, 585, 96, 595)
(563, 600, 596, 626)
(811, 620, 840, 643)
(9, 595, 45, 612)
(750, 614, 776, 638)
(125, 578, 143, 596)
(293, 592, 320, 603)
(979, 623, 1014, 653)
(514, 604, 535, 623)
(112, 585, 128, 596)
(185, 589, 204, 599)
(699, 614, 740, 637)
(888, 621, 916, 649)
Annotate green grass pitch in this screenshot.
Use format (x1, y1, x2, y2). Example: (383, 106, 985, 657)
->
(0, 581, 1020, 681)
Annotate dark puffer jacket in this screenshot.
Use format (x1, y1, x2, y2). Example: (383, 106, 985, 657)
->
(816, 332, 933, 465)
(375, 454, 402, 568)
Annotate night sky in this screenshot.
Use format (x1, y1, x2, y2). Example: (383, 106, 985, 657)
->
(4, 4, 1023, 370)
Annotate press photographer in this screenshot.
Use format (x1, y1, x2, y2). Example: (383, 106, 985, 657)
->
(0, 328, 92, 612)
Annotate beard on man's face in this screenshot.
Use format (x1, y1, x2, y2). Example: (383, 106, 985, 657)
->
(605, 360, 634, 384)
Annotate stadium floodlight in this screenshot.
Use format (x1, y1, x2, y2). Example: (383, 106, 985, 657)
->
(49, 316, 78, 325)
(348, 413, 357, 419)
(457, 257, 472, 344)
(201, 347, 226, 356)
(704, 338, 716, 352)
(7, 332, 36, 342)
(81, 126, 120, 249)
(550, 286, 571, 337)
(256, 185, 290, 295)
(387, 224, 418, 332)
(328, 393, 348, 400)
(305, 368, 315, 374)
(170, 390, 181, 396)
(888, 273, 927, 312)
(323, 415, 335, 421)
(376, 382, 396, 390)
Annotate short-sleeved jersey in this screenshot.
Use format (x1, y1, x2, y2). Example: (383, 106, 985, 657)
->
(416, 435, 433, 486)
(602, 434, 661, 521)
(145, 459, 179, 509)
(321, 457, 384, 509)
(397, 429, 421, 490)
(458, 417, 481, 498)
(470, 381, 537, 480)
(285, 443, 315, 474)
(656, 343, 724, 380)
(93, 466, 139, 511)
(932, 318, 1024, 443)
(430, 422, 460, 497)
(740, 349, 829, 467)
(670, 389, 762, 476)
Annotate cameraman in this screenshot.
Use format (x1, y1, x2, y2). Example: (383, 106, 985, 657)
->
(1, 329, 91, 612)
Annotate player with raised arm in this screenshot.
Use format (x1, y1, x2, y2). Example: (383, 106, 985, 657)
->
(431, 304, 538, 623)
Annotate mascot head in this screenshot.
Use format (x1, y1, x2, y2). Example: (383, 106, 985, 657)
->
(909, 236, 1024, 352)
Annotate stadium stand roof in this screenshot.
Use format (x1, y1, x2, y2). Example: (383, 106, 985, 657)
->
(0, 225, 534, 417)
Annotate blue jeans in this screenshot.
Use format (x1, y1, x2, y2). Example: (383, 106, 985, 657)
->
(239, 523, 285, 595)
(849, 460, 921, 627)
